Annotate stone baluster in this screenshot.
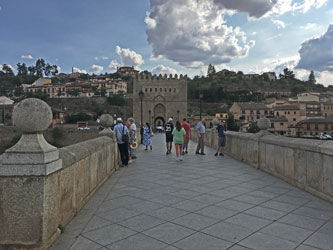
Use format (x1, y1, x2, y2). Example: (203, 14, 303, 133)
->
(99, 114, 114, 138)
(0, 98, 62, 175)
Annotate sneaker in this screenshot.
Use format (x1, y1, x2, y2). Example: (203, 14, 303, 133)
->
(179, 158, 183, 161)
(166, 151, 169, 155)
(220, 153, 224, 156)
(214, 153, 218, 156)
(128, 160, 133, 164)
(132, 156, 137, 159)
(195, 152, 200, 155)
(200, 153, 206, 155)
(185, 151, 188, 154)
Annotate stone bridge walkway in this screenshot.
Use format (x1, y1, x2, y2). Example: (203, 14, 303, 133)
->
(51, 134, 333, 250)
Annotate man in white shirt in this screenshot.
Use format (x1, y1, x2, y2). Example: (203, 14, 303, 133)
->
(195, 118, 206, 155)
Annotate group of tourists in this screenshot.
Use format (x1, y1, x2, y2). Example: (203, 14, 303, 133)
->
(113, 117, 137, 167)
(113, 115, 227, 166)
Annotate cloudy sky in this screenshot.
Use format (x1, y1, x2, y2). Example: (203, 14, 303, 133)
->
(0, 0, 332, 85)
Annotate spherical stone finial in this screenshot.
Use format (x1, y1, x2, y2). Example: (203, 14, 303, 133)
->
(257, 117, 271, 130)
(100, 114, 114, 127)
(13, 98, 52, 133)
(212, 118, 219, 126)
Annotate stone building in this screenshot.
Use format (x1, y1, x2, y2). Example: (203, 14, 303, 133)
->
(0, 96, 14, 125)
(230, 102, 270, 122)
(297, 118, 333, 136)
(133, 74, 188, 128)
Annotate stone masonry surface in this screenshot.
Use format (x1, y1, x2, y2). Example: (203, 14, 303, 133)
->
(50, 134, 333, 250)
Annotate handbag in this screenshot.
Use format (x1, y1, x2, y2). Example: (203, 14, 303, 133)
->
(122, 124, 129, 143)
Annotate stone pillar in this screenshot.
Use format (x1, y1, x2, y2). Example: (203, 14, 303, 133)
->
(0, 98, 62, 250)
(98, 114, 114, 139)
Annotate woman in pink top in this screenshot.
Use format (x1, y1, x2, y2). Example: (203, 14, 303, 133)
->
(181, 118, 191, 154)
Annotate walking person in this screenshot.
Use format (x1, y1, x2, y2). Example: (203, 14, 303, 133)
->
(143, 122, 153, 150)
(128, 118, 137, 161)
(114, 118, 129, 167)
(165, 118, 174, 154)
(181, 118, 191, 154)
(140, 124, 144, 144)
(215, 120, 227, 156)
(172, 121, 186, 161)
(195, 118, 206, 155)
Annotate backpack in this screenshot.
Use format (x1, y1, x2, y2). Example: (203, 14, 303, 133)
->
(122, 124, 129, 143)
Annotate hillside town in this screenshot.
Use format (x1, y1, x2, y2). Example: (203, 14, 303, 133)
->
(1, 65, 333, 139)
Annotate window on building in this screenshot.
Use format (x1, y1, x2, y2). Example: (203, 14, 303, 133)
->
(284, 111, 287, 115)
(257, 115, 260, 119)
(242, 110, 245, 115)
(174, 88, 176, 92)
(145, 88, 148, 92)
(256, 110, 260, 114)
(294, 111, 296, 114)
(250, 110, 254, 114)
(277, 112, 279, 116)
(315, 124, 318, 130)
(169, 88, 172, 92)
(288, 111, 290, 114)
(293, 118, 296, 121)
(280, 123, 284, 126)
(155, 88, 157, 92)
(165, 88, 167, 92)
(307, 124, 310, 130)
(150, 88, 152, 92)
(160, 88, 162, 92)
(325, 124, 328, 130)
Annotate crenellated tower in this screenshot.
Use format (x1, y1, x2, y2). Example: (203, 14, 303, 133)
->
(133, 73, 188, 128)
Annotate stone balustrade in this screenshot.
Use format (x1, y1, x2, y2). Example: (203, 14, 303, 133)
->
(191, 127, 333, 203)
(0, 98, 121, 250)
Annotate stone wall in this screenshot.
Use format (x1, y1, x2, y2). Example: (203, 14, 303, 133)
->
(191, 128, 333, 203)
(0, 136, 120, 250)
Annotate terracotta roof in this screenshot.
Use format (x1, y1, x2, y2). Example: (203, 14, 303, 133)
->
(274, 105, 299, 111)
(236, 102, 270, 110)
(298, 118, 333, 124)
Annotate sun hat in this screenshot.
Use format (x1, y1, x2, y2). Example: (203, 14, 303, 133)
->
(168, 118, 173, 122)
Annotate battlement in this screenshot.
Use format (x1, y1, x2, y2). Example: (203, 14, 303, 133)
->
(135, 73, 188, 81)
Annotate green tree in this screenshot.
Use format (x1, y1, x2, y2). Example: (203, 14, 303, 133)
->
(51, 127, 63, 145)
(248, 122, 260, 133)
(279, 68, 295, 79)
(28, 66, 36, 75)
(35, 58, 46, 77)
(207, 64, 216, 77)
(17, 63, 28, 75)
(107, 95, 126, 106)
(1, 64, 14, 75)
(226, 113, 239, 131)
(308, 70, 316, 84)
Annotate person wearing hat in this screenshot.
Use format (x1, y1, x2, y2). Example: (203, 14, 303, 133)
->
(165, 118, 174, 154)
(114, 117, 129, 167)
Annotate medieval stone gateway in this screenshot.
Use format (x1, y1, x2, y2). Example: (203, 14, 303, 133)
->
(133, 74, 188, 129)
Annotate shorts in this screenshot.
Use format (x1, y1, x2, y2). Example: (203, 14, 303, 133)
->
(184, 137, 189, 144)
(166, 135, 173, 142)
(218, 136, 226, 147)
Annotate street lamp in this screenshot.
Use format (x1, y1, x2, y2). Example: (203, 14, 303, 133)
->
(177, 110, 180, 121)
(138, 90, 144, 126)
(199, 92, 203, 120)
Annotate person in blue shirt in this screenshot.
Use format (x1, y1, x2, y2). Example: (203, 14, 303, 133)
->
(215, 120, 227, 156)
(114, 118, 129, 167)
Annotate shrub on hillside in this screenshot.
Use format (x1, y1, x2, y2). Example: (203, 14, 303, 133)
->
(65, 113, 92, 123)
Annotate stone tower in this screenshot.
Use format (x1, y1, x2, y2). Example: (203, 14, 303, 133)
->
(133, 74, 188, 128)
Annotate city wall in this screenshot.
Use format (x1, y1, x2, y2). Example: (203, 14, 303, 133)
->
(191, 129, 333, 203)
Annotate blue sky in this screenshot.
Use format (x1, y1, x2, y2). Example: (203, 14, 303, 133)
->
(0, 0, 332, 85)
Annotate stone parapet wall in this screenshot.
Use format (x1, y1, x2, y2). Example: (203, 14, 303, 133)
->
(191, 128, 333, 203)
(0, 136, 120, 250)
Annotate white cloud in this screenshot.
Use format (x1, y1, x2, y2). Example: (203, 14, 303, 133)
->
(115, 46, 144, 69)
(72, 67, 88, 74)
(151, 65, 178, 76)
(0, 65, 2, 71)
(21, 55, 34, 60)
(272, 19, 286, 29)
(57, 66, 61, 73)
(296, 24, 333, 72)
(300, 23, 319, 30)
(95, 56, 109, 60)
(108, 60, 121, 73)
(145, 0, 255, 69)
(89, 64, 104, 73)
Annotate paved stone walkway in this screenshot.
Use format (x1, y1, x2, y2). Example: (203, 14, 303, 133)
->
(50, 134, 333, 250)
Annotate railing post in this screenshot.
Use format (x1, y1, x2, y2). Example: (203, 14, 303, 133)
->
(0, 98, 62, 249)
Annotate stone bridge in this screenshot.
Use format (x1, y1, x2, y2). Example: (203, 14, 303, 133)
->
(1, 99, 333, 250)
(49, 133, 333, 250)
